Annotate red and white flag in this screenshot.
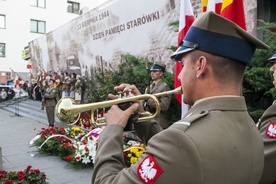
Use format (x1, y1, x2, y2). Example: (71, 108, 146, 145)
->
(13, 73, 24, 88)
(220, 0, 246, 30)
(206, 0, 223, 13)
(174, 0, 194, 118)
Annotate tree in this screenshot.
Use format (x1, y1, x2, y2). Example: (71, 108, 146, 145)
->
(243, 20, 276, 122)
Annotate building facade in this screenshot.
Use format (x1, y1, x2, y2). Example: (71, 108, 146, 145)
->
(0, 0, 109, 85)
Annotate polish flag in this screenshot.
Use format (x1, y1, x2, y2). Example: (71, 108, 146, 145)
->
(220, 0, 246, 30)
(175, 0, 194, 118)
(13, 74, 24, 88)
(206, 0, 223, 13)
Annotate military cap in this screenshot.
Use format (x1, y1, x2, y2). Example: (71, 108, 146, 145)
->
(170, 11, 269, 64)
(150, 62, 166, 72)
(267, 54, 276, 63)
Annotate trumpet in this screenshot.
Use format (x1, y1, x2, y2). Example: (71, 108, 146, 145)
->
(56, 87, 182, 127)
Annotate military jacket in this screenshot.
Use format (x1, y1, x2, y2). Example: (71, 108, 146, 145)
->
(258, 102, 276, 184)
(146, 80, 171, 128)
(92, 96, 264, 184)
(43, 86, 56, 107)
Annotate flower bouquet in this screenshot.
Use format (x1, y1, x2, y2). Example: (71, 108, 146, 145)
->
(32, 126, 103, 169)
(31, 125, 145, 168)
(123, 133, 146, 167)
(0, 165, 49, 184)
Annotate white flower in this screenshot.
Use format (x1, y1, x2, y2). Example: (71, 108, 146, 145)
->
(82, 156, 91, 164)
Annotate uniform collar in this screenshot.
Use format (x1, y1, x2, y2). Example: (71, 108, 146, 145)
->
(190, 96, 247, 113)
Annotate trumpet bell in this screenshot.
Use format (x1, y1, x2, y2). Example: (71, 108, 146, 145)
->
(56, 97, 80, 125)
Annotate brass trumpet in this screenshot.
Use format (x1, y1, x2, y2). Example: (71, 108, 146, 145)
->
(56, 87, 182, 127)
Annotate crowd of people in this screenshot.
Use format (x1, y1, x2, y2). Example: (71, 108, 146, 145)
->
(20, 71, 86, 127)
(0, 87, 15, 102)
(24, 71, 86, 105)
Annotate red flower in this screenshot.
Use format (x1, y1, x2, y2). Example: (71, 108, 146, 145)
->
(64, 155, 74, 161)
(4, 180, 12, 184)
(84, 147, 89, 152)
(25, 165, 32, 172)
(60, 127, 65, 132)
(17, 171, 25, 181)
(0, 170, 7, 178)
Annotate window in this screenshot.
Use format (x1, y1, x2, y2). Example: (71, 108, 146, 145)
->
(0, 43, 5, 57)
(0, 15, 6, 29)
(31, 0, 46, 8)
(67, 1, 80, 14)
(30, 19, 46, 33)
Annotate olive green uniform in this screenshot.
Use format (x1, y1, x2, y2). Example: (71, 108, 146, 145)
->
(258, 102, 276, 184)
(92, 96, 264, 184)
(146, 80, 171, 129)
(44, 86, 56, 126)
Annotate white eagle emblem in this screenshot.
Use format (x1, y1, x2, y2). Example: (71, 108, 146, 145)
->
(138, 158, 157, 182)
(266, 122, 276, 138)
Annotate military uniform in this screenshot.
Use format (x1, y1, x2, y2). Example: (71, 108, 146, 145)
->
(92, 97, 264, 184)
(44, 85, 57, 127)
(146, 80, 171, 128)
(92, 11, 269, 184)
(258, 102, 276, 184)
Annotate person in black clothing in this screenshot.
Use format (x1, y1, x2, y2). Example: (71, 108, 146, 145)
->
(7, 87, 15, 100)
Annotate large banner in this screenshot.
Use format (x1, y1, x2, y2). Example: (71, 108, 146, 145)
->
(29, 0, 180, 77)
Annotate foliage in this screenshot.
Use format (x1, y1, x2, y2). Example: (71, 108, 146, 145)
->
(243, 20, 276, 122)
(84, 54, 181, 123)
(0, 165, 49, 184)
(168, 20, 179, 32)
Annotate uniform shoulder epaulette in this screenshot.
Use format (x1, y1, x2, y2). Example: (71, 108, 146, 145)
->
(172, 111, 209, 132)
(183, 111, 209, 123)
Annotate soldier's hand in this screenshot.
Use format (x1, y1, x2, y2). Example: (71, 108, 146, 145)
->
(104, 103, 139, 127)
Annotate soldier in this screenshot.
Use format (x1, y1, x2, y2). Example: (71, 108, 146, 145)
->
(92, 11, 269, 184)
(43, 78, 57, 127)
(258, 53, 276, 184)
(145, 62, 171, 129)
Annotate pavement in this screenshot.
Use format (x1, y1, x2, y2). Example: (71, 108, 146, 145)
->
(0, 98, 94, 184)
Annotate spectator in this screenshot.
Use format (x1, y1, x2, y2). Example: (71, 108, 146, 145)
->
(0, 88, 7, 102)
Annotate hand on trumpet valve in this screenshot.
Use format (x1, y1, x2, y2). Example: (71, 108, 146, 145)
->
(112, 84, 144, 113)
(104, 102, 140, 130)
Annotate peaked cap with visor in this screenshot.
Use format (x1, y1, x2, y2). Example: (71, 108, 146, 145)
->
(150, 62, 166, 73)
(170, 11, 269, 64)
(267, 54, 276, 63)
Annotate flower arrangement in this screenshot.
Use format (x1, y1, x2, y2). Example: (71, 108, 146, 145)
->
(0, 165, 49, 183)
(123, 134, 145, 167)
(32, 126, 145, 168)
(75, 112, 92, 129)
(32, 126, 103, 169)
